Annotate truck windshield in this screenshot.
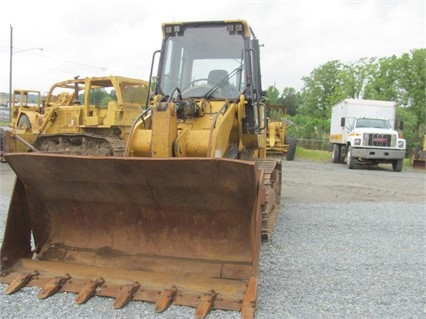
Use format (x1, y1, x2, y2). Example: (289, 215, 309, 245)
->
(159, 24, 246, 99)
(356, 118, 392, 129)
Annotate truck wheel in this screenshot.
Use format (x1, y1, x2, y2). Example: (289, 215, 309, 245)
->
(285, 136, 297, 161)
(332, 144, 341, 163)
(392, 159, 403, 172)
(346, 146, 356, 169)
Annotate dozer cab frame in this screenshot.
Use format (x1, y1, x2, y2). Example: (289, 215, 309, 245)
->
(1, 20, 282, 319)
(0, 89, 43, 162)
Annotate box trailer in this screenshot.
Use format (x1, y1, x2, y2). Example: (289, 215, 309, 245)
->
(329, 99, 406, 171)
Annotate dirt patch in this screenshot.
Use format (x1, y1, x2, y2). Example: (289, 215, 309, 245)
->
(281, 158, 425, 203)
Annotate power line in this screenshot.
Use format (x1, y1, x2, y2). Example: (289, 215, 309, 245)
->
(1, 45, 106, 71)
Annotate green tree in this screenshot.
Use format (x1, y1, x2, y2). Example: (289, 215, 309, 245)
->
(338, 57, 378, 99)
(395, 49, 426, 140)
(265, 85, 280, 105)
(280, 87, 299, 116)
(364, 55, 399, 101)
(265, 49, 425, 149)
(300, 60, 344, 120)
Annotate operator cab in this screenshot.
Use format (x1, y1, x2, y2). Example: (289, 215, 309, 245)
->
(157, 21, 254, 100)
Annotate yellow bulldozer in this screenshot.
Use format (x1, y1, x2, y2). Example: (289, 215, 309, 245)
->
(0, 20, 282, 319)
(0, 75, 149, 161)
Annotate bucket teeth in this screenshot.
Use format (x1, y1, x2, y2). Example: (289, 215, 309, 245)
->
(39, 274, 71, 299)
(113, 282, 140, 309)
(195, 289, 217, 318)
(75, 277, 104, 304)
(155, 286, 177, 313)
(4, 271, 38, 295)
(241, 277, 257, 319)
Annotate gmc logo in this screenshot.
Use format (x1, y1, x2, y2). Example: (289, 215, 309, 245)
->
(373, 137, 387, 143)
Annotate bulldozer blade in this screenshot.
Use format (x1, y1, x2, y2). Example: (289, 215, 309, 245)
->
(412, 159, 426, 169)
(1, 152, 263, 317)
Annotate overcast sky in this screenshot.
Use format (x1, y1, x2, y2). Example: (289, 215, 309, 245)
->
(0, 0, 424, 95)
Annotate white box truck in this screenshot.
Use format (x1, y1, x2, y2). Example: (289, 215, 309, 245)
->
(329, 99, 406, 172)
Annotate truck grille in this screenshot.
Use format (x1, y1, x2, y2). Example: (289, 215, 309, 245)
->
(363, 133, 395, 147)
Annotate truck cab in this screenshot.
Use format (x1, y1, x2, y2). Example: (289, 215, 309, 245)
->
(330, 99, 406, 172)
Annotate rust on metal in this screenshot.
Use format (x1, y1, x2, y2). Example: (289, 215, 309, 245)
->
(256, 159, 282, 241)
(75, 278, 105, 304)
(4, 271, 38, 294)
(195, 289, 217, 318)
(39, 274, 71, 299)
(0, 152, 273, 317)
(113, 282, 140, 308)
(155, 286, 177, 313)
(241, 277, 258, 319)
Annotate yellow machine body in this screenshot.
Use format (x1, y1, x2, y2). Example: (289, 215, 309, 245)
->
(0, 20, 282, 319)
(0, 76, 149, 159)
(266, 105, 297, 161)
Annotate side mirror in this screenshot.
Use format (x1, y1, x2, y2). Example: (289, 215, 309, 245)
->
(340, 117, 345, 127)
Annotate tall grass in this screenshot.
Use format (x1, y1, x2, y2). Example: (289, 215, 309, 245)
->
(295, 147, 331, 161)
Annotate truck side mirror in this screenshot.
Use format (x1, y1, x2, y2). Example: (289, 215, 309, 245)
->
(340, 117, 345, 127)
(399, 120, 404, 130)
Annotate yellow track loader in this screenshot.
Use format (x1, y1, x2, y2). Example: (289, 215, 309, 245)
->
(0, 20, 282, 319)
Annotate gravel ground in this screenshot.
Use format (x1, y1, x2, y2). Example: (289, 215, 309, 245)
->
(0, 159, 425, 319)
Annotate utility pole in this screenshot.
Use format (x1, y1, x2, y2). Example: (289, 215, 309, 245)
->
(9, 24, 13, 121)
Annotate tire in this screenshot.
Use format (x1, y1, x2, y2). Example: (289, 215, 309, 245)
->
(17, 114, 32, 130)
(0, 128, 6, 163)
(332, 144, 341, 163)
(392, 159, 403, 172)
(340, 145, 347, 163)
(285, 136, 297, 161)
(346, 146, 356, 169)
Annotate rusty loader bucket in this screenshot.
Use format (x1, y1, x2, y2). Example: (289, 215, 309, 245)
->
(0, 153, 264, 318)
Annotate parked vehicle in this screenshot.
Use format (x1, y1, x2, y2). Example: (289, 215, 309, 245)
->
(329, 99, 406, 172)
(0, 20, 281, 319)
(0, 76, 149, 162)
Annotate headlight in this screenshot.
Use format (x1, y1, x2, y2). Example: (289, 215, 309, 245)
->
(398, 140, 405, 148)
(354, 138, 361, 145)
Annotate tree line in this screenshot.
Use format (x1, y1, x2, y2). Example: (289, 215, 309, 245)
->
(265, 48, 425, 151)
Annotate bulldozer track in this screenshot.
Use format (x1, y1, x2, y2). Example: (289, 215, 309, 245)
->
(33, 134, 125, 156)
(256, 158, 282, 241)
